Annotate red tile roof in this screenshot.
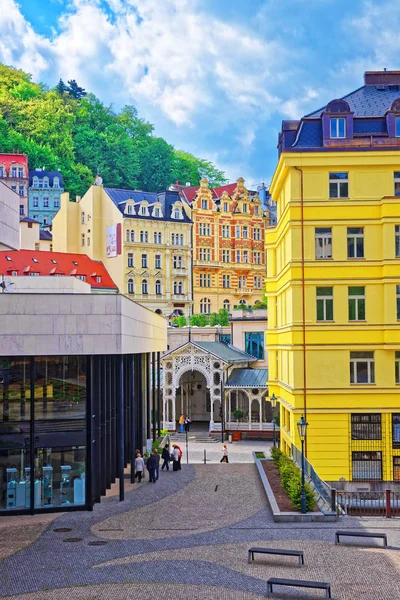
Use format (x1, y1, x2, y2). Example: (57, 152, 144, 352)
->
(180, 182, 253, 203)
(0, 250, 117, 290)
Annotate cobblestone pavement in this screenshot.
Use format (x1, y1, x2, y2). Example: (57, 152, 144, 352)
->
(181, 440, 273, 464)
(1, 464, 400, 599)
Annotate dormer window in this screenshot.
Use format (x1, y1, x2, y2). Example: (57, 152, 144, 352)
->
(173, 208, 182, 219)
(43, 177, 49, 188)
(53, 177, 59, 188)
(223, 202, 229, 212)
(139, 202, 149, 216)
(32, 176, 39, 188)
(242, 203, 248, 213)
(127, 204, 133, 215)
(201, 199, 208, 209)
(330, 117, 346, 138)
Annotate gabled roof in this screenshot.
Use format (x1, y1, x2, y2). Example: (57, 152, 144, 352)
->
(226, 368, 269, 388)
(39, 230, 53, 241)
(161, 341, 258, 363)
(20, 216, 40, 224)
(180, 182, 255, 204)
(0, 251, 117, 290)
(104, 187, 192, 224)
(29, 170, 63, 187)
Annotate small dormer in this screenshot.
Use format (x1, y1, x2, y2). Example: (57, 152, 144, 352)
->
(251, 194, 261, 216)
(193, 178, 215, 211)
(152, 202, 163, 218)
(124, 198, 135, 216)
(231, 177, 250, 213)
(220, 191, 231, 213)
(171, 201, 183, 220)
(139, 200, 149, 217)
(322, 99, 353, 143)
(386, 98, 400, 137)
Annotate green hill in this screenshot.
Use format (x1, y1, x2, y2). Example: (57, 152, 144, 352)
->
(0, 64, 227, 197)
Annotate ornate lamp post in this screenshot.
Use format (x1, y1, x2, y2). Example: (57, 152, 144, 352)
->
(270, 393, 277, 447)
(297, 415, 309, 514)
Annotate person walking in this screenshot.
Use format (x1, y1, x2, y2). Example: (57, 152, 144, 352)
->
(161, 444, 170, 471)
(146, 452, 157, 483)
(184, 415, 191, 432)
(175, 444, 183, 469)
(135, 452, 145, 482)
(153, 448, 160, 480)
(178, 413, 185, 433)
(172, 444, 180, 471)
(220, 444, 229, 463)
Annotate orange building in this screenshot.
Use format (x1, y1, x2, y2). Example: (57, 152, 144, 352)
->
(188, 178, 268, 315)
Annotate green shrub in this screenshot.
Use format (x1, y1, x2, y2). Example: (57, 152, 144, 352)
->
(270, 446, 283, 466)
(286, 476, 316, 512)
(271, 447, 316, 512)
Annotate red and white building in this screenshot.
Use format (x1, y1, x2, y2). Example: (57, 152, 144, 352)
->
(0, 153, 29, 217)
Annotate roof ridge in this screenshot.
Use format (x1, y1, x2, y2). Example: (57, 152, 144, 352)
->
(303, 84, 366, 118)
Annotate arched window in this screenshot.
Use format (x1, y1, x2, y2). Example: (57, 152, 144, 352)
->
(128, 278, 134, 294)
(126, 229, 130, 242)
(155, 280, 161, 295)
(239, 298, 247, 305)
(130, 230, 135, 242)
(173, 281, 183, 295)
(32, 176, 39, 188)
(200, 298, 211, 314)
(142, 279, 148, 295)
(53, 177, 59, 188)
(223, 299, 230, 312)
(43, 177, 49, 188)
(180, 234, 184, 245)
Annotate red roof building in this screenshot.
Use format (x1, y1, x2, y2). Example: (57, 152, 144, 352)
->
(0, 153, 29, 217)
(0, 250, 118, 291)
(170, 181, 256, 204)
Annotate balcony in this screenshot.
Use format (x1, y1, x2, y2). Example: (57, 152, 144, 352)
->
(193, 260, 220, 268)
(234, 288, 254, 295)
(172, 294, 190, 301)
(172, 268, 188, 276)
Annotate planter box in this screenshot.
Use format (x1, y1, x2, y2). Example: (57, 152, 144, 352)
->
(232, 431, 242, 441)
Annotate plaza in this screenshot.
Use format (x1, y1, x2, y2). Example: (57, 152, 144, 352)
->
(0, 462, 399, 599)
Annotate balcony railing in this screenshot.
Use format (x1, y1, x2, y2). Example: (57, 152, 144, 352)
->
(172, 268, 188, 276)
(234, 287, 254, 294)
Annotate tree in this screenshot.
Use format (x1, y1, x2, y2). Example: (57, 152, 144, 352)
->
(55, 78, 67, 95)
(172, 315, 187, 327)
(172, 150, 227, 187)
(217, 308, 230, 326)
(190, 314, 208, 327)
(67, 79, 86, 99)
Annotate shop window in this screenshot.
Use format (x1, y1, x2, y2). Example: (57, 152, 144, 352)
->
(329, 172, 348, 198)
(352, 451, 382, 481)
(245, 332, 264, 360)
(316, 287, 333, 321)
(350, 351, 374, 384)
(351, 413, 381, 440)
(348, 287, 365, 321)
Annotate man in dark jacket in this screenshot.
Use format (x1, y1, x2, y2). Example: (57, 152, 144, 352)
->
(146, 452, 157, 483)
(161, 444, 170, 471)
(153, 448, 161, 480)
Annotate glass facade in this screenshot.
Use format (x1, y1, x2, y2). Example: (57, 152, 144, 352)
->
(245, 332, 264, 360)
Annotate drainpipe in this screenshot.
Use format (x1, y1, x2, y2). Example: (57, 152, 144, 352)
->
(294, 166, 307, 456)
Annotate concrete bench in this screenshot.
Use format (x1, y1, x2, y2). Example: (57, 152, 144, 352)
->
(335, 530, 387, 546)
(248, 547, 304, 568)
(266, 577, 331, 599)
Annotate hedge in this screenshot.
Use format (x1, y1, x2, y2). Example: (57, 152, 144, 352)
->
(270, 446, 316, 512)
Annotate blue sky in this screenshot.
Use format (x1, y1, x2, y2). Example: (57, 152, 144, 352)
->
(1, 0, 399, 187)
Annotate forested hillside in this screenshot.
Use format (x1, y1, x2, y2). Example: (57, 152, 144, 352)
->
(0, 64, 226, 197)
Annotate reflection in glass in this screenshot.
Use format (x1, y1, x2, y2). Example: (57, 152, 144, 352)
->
(0, 358, 31, 433)
(35, 446, 86, 508)
(0, 449, 31, 510)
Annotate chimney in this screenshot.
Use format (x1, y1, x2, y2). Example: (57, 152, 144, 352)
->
(364, 70, 400, 86)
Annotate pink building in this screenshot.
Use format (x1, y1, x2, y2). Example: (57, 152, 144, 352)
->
(0, 153, 29, 217)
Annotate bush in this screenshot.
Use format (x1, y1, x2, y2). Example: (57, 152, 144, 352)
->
(271, 447, 316, 512)
(172, 315, 187, 327)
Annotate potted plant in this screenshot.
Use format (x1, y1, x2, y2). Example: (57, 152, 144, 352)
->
(232, 409, 244, 441)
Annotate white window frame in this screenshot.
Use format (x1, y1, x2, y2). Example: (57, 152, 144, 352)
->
(200, 298, 211, 314)
(222, 275, 230, 288)
(254, 251, 261, 265)
(128, 279, 134, 294)
(223, 202, 229, 212)
(127, 253, 134, 267)
(222, 225, 230, 238)
(141, 254, 148, 268)
(142, 279, 148, 294)
(396, 351, 400, 384)
(222, 250, 230, 263)
(395, 225, 400, 257)
(236, 250, 241, 263)
(253, 228, 261, 241)
(155, 254, 161, 269)
(155, 280, 162, 295)
(329, 172, 349, 198)
(316, 287, 334, 321)
(235, 225, 241, 238)
(243, 250, 249, 264)
(347, 227, 364, 259)
(348, 287, 366, 321)
(201, 199, 208, 210)
(330, 117, 346, 139)
(315, 228, 333, 259)
(350, 352, 375, 384)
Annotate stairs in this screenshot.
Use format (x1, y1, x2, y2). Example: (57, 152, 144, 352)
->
(168, 432, 220, 444)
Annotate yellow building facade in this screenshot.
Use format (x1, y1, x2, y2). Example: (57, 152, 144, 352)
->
(52, 185, 192, 317)
(266, 71, 400, 484)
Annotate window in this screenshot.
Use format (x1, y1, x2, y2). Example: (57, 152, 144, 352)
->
(174, 281, 183, 295)
(393, 414, 400, 449)
(235, 225, 241, 238)
(245, 332, 264, 360)
(11, 167, 17, 177)
(396, 225, 400, 257)
(238, 275, 247, 289)
(397, 286, 400, 320)
(34, 243, 40, 251)
(201, 199, 208, 209)
(236, 250, 241, 263)
(350, 352, 375, 384)
(347, 227, 364, 258)
(171, 234, 175, 245)
(43, 177, 49, 188)
(127, 253, 134, 267)
(81, 212, 85, 224)
(351, 414, 381, 440)
(348, 287, 365, 321)
(254, 276, 262, 289)
(43, 197, 49, 208)
(87, 237, 91, 247)
(394, 456, 400, 480)
(11, 270, 17, 276)
(141, 254, 148, 268)
(140, 231, 148, 243)
(200, 298, 211, 314)
(223, 299, 230, 313)
(38, 179, 43, 188)
(254, 205, 259, 216)
(330, 117, 346, 139)
(173, 255, 182, 268)
(243, 251, 249, 263)
(352, 451, 382, 481)
(155, 254, 161, 269)
(126, 204, 133, 215)
(223, 202, 229, 212)
(54, 198, 60, 208)
(128, 278, 134, 294)
(253, 228, 261, 241)
(222, 250, 230, 263)
(53, 177, 59, 188)
(396, 117, 400, 137)
(316, 287, 333, 321)
(95, 275, 101, 282)
(243, 226, 248, 239)
(199, 223, 211, 236)
(76, 275, 85, 282)
(242, 203, 248, 213)
(329, 172, 348, 198)
(315, 227, 332, 259)
(396, 352, 400, 385)
(200, 274, 211, 287)
(81, 234, 85, 247)
(19, 205, 24, 215)
(18, 185, 24, 196)
(0, 166, 4, 177)
(222, 275, 230, 288)
(394, 172, 400, 197)
(11, 185, 16, 192)
(155, 280, 162, 295)
(153, 206, 161, 217)
(43, 216, 48, 225)
(199, 248, 211, 261)
(153, 232, 162, 244)
(18, 167, 24, 177)
(179, 234, 184, 246)
(142, 279, 148, 294)
(222, 224, 230, 238)
(254, 251, 261, 264)
(140, 204, 148, 216)
(173, 208, 182, 219)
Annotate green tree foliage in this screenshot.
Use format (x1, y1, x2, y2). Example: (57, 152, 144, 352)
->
(0, 63, 225, 196)
(171, 315, 187, 327)
(190, 314, 208, 327)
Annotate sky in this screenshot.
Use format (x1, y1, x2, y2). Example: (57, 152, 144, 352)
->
(0, 0, 399, 187)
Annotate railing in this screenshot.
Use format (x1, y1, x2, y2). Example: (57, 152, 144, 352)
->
(292, 444, 335, 511)
(336, 490, 400, 517)
(225, 421, 276, 430)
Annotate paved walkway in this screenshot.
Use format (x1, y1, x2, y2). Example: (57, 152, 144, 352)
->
(1, 464, 400, 599)
(177, 439, 273, 464)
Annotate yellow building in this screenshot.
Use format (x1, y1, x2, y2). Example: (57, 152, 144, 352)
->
(52, 184, 192, 317)
(266, 70, 400, 484)
(20, 217, 52, 251)
(189, 178, 268, 315)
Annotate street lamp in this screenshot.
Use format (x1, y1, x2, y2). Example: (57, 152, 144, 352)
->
(270, 393, 277, 447)
(297, 415, 309, 514)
